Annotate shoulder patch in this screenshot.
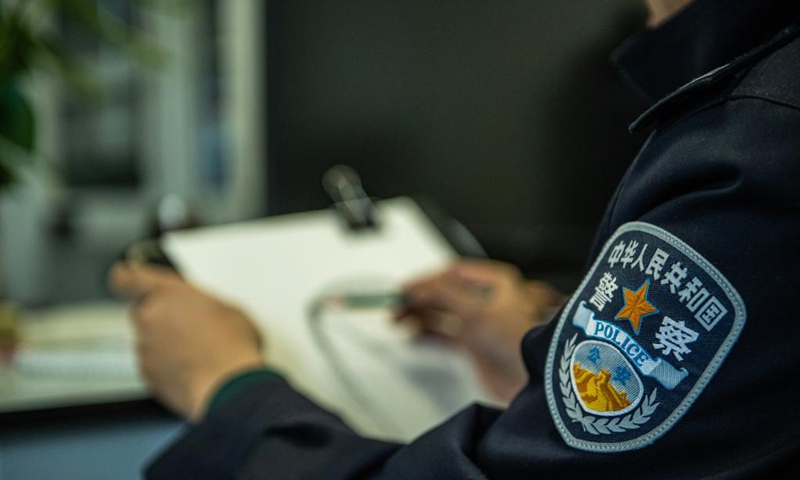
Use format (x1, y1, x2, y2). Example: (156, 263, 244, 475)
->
(545, 222, 746, 452)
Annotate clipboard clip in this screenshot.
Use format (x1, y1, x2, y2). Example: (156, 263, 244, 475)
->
(323, 165, 379, 232)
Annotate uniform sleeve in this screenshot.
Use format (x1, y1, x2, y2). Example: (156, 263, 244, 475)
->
(583, 97, 800, 473)
(147, 97, 800, 480)
(145, 372, 505, 480)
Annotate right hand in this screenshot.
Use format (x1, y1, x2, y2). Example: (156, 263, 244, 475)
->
(396, 259, 564, 403)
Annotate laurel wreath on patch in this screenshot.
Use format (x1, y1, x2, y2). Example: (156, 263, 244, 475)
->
(559, 334, 660, 435)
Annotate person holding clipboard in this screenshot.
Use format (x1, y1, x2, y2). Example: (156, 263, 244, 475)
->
(111, 0, 800, 477)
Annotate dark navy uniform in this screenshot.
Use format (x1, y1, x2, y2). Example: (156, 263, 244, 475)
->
(148, 0, 800, 478)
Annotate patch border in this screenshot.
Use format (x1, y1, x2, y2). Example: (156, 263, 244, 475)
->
(545, 221, 747, 453)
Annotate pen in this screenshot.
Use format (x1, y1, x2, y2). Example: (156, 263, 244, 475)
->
(321, 284, 492, 310)
(320, 292, 408, 310)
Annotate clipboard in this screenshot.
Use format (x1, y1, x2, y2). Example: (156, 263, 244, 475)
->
(161, 195, 497, 441)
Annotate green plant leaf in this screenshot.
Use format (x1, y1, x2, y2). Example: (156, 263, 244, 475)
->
(0, 82, 36, 153)
(33, 35, 102, 99)
(0, 4, 37, 84)
(0, 160, 17, 188)
(58, 0, 165, 68)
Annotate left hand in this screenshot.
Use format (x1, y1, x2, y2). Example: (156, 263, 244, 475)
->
(109, 262, 266, 422)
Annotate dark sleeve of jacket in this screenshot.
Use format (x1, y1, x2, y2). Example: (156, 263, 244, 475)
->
(146, 38, 800, 480)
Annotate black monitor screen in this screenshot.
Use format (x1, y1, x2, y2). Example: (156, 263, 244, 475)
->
(265, 1, 649, 288)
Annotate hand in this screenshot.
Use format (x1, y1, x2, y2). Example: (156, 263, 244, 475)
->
(109, 262, 266, 422)
(396, 259, 563, 403)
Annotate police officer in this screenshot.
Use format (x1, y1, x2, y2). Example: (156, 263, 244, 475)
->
(111, 0, 800, 477)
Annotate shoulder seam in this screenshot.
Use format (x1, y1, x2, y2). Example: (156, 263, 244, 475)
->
(652, 94, 800, 135)
(727, 93, 800, 113)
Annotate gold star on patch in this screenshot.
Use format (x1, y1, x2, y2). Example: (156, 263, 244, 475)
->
(615, 279, 659, 335)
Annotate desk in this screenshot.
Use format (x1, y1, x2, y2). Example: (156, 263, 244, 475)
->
(0, 401, 182, 480)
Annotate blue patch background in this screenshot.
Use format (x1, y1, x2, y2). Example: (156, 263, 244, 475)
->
(545, 222, 746, 452)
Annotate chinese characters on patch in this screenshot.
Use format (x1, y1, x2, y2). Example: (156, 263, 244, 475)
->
(590, 239, 729, 363)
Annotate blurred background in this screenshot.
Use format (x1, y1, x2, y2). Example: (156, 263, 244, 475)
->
(0, 0, 650, 309)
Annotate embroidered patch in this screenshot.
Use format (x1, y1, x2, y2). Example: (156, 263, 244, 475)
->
(545, 222, 745, 452)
